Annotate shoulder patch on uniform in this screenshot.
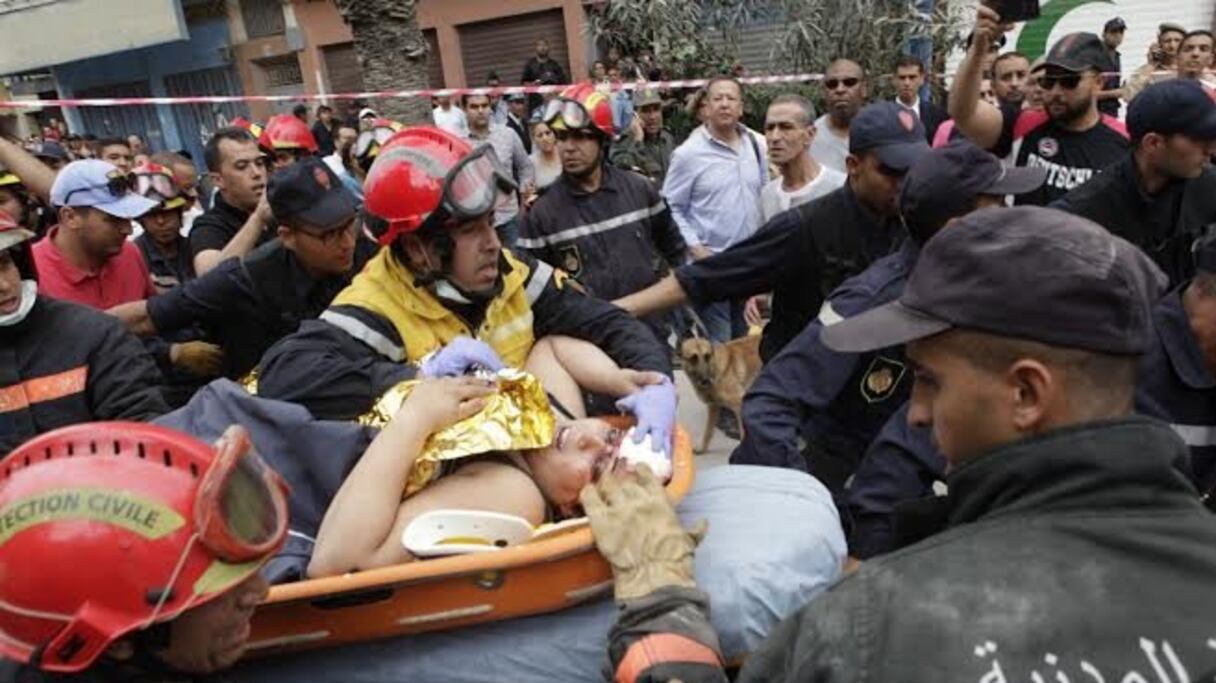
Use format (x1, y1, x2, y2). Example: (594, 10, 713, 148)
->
(557, 244, 583, 278)
(860, 355, 906, 404)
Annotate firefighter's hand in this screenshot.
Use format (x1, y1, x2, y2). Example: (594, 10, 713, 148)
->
(581, 464, 704, 601)
(170, 341, 225, 377)
(420, 336, 505, 378)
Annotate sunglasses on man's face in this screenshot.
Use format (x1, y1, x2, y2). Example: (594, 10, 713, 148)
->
(1037, 73, 1084, 90)
(824, 77, 861, 90)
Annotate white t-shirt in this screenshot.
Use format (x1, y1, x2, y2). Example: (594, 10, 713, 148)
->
(432, 106, 469, 138)
(759, 165, 847, 223)
(809, 114, 849, 174)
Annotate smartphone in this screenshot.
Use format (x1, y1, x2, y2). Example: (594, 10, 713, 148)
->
(987, 0, 1040, 22)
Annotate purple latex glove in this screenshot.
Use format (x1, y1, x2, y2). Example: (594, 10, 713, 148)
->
(420, 337, 505, 378)
(615, 376, 677, 459)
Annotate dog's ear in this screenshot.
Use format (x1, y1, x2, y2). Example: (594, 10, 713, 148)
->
(682, 307, 711, 341)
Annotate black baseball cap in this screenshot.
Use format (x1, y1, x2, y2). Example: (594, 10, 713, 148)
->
(849, 101, 929, 170)
(1194, 224, 1216, 273)
(821, 206, 1167, 355)
(267, 157, 356, 230)
(1127, 79, 1216, 142)
(1104, 17, 1126, 32)
(899, 141, 1046, 239)
(1034, 32, 1108, 73)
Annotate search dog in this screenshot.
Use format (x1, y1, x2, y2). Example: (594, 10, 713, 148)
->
(679, 333, 763, 453)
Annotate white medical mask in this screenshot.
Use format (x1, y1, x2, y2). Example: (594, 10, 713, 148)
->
(0, 279, 37, 327)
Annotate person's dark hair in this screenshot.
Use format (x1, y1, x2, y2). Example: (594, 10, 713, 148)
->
(463, 92, 491, 108)
(203, 127, 257, 173)
(1160, 25, 1187, 40)
(1182, 29, 1215, 47)
(316, 104, 333, 117)
(486, 70, 500, 83)
(946, 329, 1138, 415)
(894, 55, 925, 74)
(768, 93, 815, 126)
(826, 58, 869, 82)
(91, 137, 130, 155)
(292, 103, 309, 119)
(82, 134, 97, 142)
(150, 151, 192, 170)
(705, 75, 744, 97)
(992, 51, 1030, 73)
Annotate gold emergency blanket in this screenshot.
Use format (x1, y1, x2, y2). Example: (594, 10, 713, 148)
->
(358, 369, 557, 497)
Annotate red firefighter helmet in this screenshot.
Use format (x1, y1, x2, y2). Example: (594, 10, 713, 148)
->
(363, 126, 516, 246)
(542, 82, 615, 138)
(0, 422, 289, 673)
(132, 162, 187, 212)
(354, 118, 406, 172)
(228, 117, 264, 139)
(258, 114, 319, 153)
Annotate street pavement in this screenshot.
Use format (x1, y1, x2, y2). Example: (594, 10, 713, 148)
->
(673, 370, 735, 470)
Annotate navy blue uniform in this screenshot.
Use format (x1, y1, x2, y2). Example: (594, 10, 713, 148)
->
(1136, 286, 1216, 494)
(676, 184, 902, 362)
(843, 402, 944, 559)
(731, 242, 917, 499)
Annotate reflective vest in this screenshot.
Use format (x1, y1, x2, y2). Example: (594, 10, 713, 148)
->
(328, 248, 551, 367)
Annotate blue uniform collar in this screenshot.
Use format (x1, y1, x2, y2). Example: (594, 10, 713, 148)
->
(1156, 286, 1216, 390)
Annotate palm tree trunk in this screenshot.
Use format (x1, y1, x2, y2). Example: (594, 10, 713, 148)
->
(334, 0, 432, 124)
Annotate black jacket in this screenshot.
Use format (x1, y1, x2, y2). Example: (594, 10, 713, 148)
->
(519, 164, 685, 302)
(0, 296, 167, 453)
(676, 184, 902, 362)
(147, 237, 378, 379)
(186, 192, 274, 259)
(257, 249, 672, 420)
(738, 418, 1216, 682)
(1053, 156, 1216, 287)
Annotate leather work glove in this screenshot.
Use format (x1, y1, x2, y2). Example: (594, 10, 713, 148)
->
(615, 376, 677, 459)
(580, 464, 706, 601)
(169, 341, 224, 377)
(419, 336, 505, 378)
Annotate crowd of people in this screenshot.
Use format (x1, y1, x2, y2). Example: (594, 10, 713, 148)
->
(1, 5, 1216, 682)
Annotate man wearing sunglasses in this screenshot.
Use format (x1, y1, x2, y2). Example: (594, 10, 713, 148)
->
(108, 158, 378, 381)
(31, 160, 160, 311)
(950, 6, 1130, 206)
(255, 127, 672, 423)
(810, 59, 869, 175)
(1053, 79, 1216, 287)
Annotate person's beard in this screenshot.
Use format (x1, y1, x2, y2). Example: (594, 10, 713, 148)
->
(1047, 94, 1090, 124)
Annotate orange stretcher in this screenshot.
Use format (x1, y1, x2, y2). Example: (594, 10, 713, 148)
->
(245, 422, 695, 657)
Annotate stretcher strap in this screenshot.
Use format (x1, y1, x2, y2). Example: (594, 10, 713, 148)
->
(615, 633, 721, 683)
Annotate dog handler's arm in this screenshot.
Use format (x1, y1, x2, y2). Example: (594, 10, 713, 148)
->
(614, 275, 689, 318)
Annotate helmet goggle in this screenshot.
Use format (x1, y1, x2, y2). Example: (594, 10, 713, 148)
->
(62, 169, 134, 206)
(193, 425, 289, 564)
(134, 164, 185, 210)
(542, 98, 595, 131)
(375, 142, 516, 244)
(355, 126, 398, 160)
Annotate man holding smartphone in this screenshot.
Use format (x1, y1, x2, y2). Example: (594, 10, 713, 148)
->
(948, 4, 1129, 206)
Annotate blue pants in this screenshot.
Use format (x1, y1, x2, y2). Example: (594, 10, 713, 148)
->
(496, 216, 520, 250)
(697, 300, 746, 343)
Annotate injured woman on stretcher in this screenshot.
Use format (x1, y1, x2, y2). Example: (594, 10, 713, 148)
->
(306, 336, 676, 578)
